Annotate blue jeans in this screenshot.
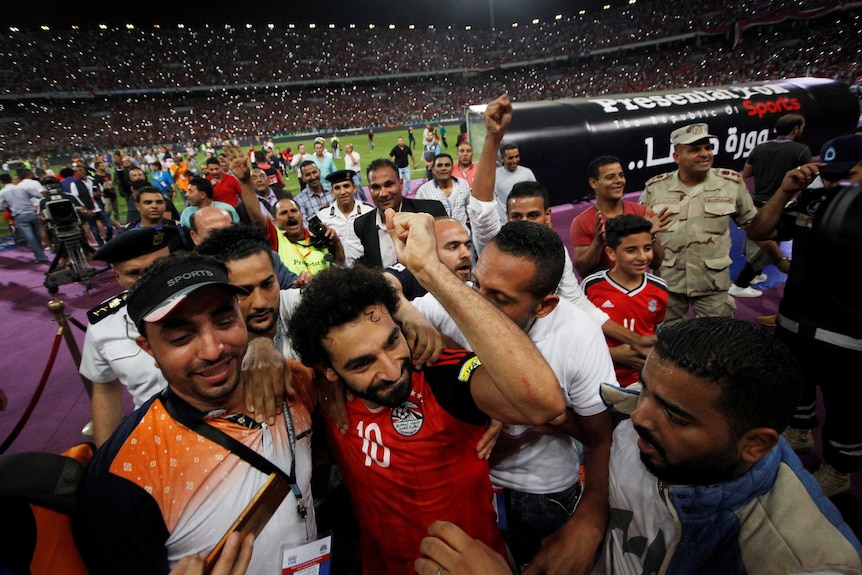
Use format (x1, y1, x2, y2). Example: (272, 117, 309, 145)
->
(398, 166, 411, 193)
(502, 481, 582, 568)
(14, 212, 48, 261)
(80, 212, 105, 246)
(95, 209, 114, 241)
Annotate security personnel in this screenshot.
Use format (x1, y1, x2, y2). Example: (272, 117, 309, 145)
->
(318, 169, 374, 267)
(640, 123, 757, 325)
(79, 227, 179, 446)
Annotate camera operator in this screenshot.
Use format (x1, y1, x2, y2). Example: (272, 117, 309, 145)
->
(273, 196, 344, 276)
(73, 164, 112, 246)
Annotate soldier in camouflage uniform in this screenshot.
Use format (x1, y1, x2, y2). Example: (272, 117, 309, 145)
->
(640, 123, 757, 325)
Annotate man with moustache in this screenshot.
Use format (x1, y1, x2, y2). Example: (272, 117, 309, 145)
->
(415, 318, 862, 575)
(294, 160, 335, 221)
(353, 158, 447, 268)
(640, 123, 757, 325)
(196, 225, 303, 360)
(385, 217, 473, 300)
(235, 167, 291, 224)
(287, 210, 566, 575)
(454, 140, 479, 188)
(73, 251, 318, 575)
(274, 197, 344, 276)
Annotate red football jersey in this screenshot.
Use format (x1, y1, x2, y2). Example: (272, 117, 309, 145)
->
(324, 350, 507, 575)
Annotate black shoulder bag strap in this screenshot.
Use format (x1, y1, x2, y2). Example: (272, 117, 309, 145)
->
(161, 390, 307, 518)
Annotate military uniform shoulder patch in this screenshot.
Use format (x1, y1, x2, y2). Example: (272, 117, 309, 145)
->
(87, 292, 128, 324)
(714, 168, 742, 182)
(645, 172, 672, 186)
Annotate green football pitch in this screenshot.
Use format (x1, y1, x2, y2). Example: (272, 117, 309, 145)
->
(1, 123, 463, 240)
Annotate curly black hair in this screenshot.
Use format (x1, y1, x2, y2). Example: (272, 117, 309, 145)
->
(288, 265, 400, 367)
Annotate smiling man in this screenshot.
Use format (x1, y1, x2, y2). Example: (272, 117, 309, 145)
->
(353, 158, 446, 268)
(288, 210, 564, 575)
(318, 169, 374, 266)
(571, 155, 668, 278)
(73, 251, 317, 575)
(640, 123, 757, 326)
(415, 153, 471, 224)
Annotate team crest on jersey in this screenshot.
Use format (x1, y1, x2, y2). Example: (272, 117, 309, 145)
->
(391, 400, 424, 437)
(648, 299, 658, 313)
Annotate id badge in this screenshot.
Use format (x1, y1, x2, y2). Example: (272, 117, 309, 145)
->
(281, 534, 332, 575)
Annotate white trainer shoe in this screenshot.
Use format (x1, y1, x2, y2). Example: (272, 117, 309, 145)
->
(750, 273, 768, 285)
(729, 284, 762, 298)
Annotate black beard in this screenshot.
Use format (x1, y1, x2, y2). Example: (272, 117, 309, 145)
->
(352, 358, 413, 408)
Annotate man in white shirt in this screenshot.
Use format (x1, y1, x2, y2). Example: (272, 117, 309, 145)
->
(493, 142, 536, 224)
(319, 169, 374, 266)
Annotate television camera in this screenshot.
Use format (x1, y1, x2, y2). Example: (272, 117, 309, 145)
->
(41, 177, 107, 295)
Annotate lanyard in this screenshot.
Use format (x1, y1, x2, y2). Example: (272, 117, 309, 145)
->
(161, 389, 307, 519)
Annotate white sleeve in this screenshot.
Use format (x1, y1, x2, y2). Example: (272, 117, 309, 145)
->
(467, 195, 501, 256)
(411, 293, 472, 350)
(79, 325, 117, 383)
(558, 251, 609, 326)
(557, 308, 617, 416)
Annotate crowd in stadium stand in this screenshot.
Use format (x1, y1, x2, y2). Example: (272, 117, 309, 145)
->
(1, 0, 858, 159)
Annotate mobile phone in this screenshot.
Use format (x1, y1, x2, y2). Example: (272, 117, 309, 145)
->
(203, 472, 291, 573)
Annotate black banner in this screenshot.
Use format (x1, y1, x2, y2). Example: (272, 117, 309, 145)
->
(466, 77, 860, 204)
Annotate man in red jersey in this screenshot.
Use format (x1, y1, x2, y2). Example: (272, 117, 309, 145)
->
(287, 210, 565, 575)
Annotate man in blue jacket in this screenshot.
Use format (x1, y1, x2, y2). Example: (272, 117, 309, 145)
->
(414, 317, 862, 575)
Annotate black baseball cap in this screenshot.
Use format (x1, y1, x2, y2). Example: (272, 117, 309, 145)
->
(820, 135, 862, 177)
(127, 254, 247, 332)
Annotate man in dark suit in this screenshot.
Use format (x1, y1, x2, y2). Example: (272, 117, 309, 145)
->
(235, 167, 292, 225)
(354, 158, 447, 268)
